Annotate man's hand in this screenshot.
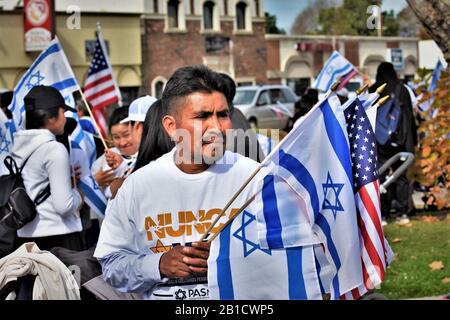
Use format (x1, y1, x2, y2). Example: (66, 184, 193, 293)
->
(95, 169, 116, 187)
(182, 241, 211, 275)
(159, 241, 211, 279)
(105, 149, 123, 170)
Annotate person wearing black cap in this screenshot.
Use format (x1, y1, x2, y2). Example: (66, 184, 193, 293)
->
(11, 85, 85, 251)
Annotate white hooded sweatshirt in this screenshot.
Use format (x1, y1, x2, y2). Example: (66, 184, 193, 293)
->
(11, 129, 82, 238)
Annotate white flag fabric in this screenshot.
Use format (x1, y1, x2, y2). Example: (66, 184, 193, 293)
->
(0, 109, 15, 175)
(312, 51, 356, 92)
(70, 139, 106, 218)
(8, 37, 79, 130)
(254, 94, 364, 299)
(207, 206, 322, 300)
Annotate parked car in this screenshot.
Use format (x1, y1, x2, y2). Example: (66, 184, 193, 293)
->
(233, 84, 298, 129)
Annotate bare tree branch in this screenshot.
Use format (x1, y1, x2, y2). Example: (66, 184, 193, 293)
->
(406, 0, 450, 62)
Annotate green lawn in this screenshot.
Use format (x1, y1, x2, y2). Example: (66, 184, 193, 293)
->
(376, 212, 450, 299)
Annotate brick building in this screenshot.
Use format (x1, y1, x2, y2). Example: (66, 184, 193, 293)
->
(265, 34, 419, 95)
(141, 0, 267, 98)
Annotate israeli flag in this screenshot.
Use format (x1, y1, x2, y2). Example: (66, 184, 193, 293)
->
(313, 51, 355, 92)
(8, 37, 80, 129)
(207, 206, 322, 300)
(70, 140, 106, 219)
(0, 109, 15, 175)
(70, 121, 97, 168)
(419, 60, 443, 112)
(254, 94, 363, 299)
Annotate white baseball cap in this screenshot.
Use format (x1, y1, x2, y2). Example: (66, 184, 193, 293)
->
(120, 95, 157, 123)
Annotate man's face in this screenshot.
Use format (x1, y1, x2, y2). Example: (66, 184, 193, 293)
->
(168, 91, 232, 165)
(111, 123, 138, 156)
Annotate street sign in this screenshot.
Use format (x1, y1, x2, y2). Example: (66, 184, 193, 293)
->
(387, 48, 404, 70)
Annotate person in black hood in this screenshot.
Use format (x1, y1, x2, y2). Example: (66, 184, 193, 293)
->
(369, 62, 418, 222)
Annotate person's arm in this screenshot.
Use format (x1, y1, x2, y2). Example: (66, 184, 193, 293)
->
(45, 143, 82, 216)
(94, 180, 165, 293)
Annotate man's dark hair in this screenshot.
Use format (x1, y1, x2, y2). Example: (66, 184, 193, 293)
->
(219, 73, 236, 107)
(161, 65, 228, 118)
(108, 106, 129, 132)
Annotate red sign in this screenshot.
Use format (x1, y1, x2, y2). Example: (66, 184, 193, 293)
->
(24, 0, 55, 52)
(296, 42, 336, 52)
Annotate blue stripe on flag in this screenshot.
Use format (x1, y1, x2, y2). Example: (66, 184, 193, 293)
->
(52, 78, 78, 91)
(73, 127, 85, 146)
(14, 43, 61, 94)
(315, 256, 326, 294)
(315, 51, 339, 86)
(262, 175, 284, 248)
(320, 99, 353, 184)
(286, 247, 307, 299)
(325, 64, 352, 91)
(70, 140, 81, 149)
(278, 149, 341, 297)
(217, 223, 234, 299)
(78, 180, 106, 216)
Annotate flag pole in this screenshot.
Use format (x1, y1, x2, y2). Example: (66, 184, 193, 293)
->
(199, 81, 341, 242)
(206, 194, 256, 243)
(78, 88, 109, 150)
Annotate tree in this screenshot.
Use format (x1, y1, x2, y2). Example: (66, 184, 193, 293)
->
(316, 0, 400, 36)
(290, 0, 330, 35)
(406, 0, 450, 62)
(381, 10, 399, 36)
(265, 12, 286, 35)
(412, 68, 450, 210)
(397, 5, 420, 37)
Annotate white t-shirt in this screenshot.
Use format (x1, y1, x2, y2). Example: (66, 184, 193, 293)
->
(91, 147, 138, 199)
(94, 148, 259, 300)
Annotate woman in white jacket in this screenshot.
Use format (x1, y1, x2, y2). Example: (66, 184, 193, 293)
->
(11, 85, 84, 251)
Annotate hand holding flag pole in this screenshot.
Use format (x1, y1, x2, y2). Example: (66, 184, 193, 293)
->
(199, 81, 342, 242)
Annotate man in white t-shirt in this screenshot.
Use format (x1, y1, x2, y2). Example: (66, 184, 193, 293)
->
(94, 65, 259, 300)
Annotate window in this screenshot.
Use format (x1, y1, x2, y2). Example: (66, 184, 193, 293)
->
(155, 81, 164, 99)
(190, 0, 195, 14)
(233, 90, 256, 105)
(153, 0, 159, 13)
(269, 89, 288, 104)
(203, 1, 214, 29)
(223, 0, 228, 15)
(255, 0, 260, 17)
(168, 0, 179, 28)
(236, 2, 246, 30)
(257, 91, 270, 106)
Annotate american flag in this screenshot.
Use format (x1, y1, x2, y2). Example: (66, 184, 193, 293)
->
(83, 31, 121, 138)
(342, 98, 393, 299)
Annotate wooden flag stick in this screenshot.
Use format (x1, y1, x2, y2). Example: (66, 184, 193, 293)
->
(199, 81, 342, 242)
(199, 167, 261, 241)
(78, 88, 108, 150)
(205, 194, 256, 243)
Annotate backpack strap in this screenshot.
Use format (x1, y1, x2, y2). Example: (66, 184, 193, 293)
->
(34, 184, 51, 205)
(3, 156, 20, 175)
(16, 141, 53, 206)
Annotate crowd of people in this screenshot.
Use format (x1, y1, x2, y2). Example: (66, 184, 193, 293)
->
(0, 62, 420, 299)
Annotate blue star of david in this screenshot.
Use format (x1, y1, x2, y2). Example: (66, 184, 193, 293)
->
(0, 128, 11, 153)
(26, 71, 45, 90)
(233, 211, 271, 257)
(322, 172, 345, 220)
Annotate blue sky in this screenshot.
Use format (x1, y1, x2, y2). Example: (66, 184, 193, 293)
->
(263, 0, 409, 34)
